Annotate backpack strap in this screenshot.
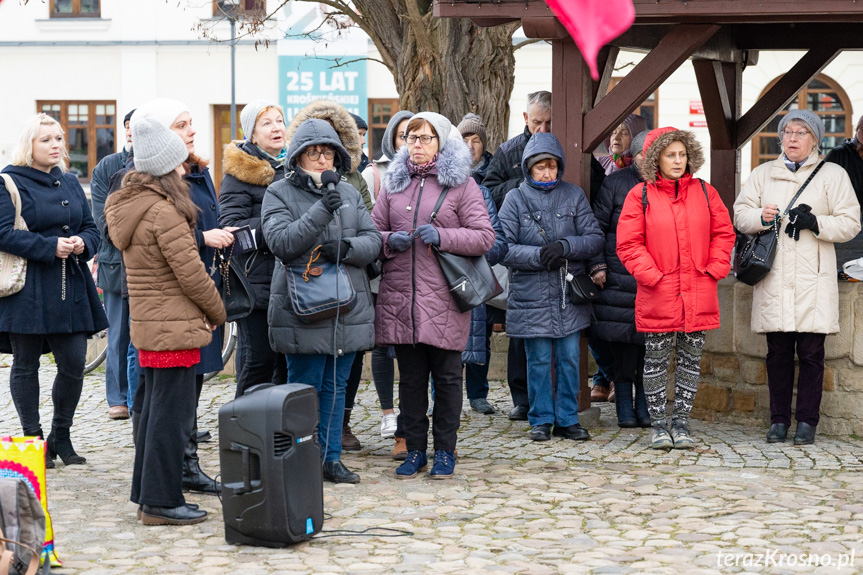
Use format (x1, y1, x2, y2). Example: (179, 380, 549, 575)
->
(699, 179, 709, 209)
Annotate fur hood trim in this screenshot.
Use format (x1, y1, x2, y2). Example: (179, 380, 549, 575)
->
(284, 100, 362, 174)
(382, 132, 473, 194)
(222, 141, 275, 187)
(640, 127, 704, 183)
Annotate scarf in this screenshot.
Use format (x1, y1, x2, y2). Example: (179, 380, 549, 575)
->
(611, 152, 633, 170)
(299, 167, 323, 188)
(782, 154, 803, 173)
(255, 144, 286, 166)
(527, 176, 559, 190)
(408, 154, 439, 178)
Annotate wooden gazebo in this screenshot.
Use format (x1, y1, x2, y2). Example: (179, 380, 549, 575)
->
(434, 0, 863, 409)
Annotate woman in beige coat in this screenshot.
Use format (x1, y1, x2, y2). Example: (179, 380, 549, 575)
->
(733, 110, 860, 446)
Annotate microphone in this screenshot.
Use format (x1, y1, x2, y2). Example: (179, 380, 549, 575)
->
(320, 170, 349, 211)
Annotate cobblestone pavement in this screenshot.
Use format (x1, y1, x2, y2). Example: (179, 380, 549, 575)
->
(2, 358, 863, 574)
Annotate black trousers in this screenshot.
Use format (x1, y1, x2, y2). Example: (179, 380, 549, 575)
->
(344, 350, 365, 410)
(9, 332, 87, 435)
(235, 309, 286, 398)
(395, 344, 462, 452)
(131, 366, 196, 507)
(766, 332, 826, 426)
(507, 337, 529, 408)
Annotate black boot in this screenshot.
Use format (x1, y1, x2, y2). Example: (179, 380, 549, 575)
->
(47, 427, 86, 465)
(182, 432, 220, 494)
(634, 381, 652, 428)
(615, 380, 637, 428)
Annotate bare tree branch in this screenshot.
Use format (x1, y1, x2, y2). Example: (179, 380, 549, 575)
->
(514, 38, 547, 51)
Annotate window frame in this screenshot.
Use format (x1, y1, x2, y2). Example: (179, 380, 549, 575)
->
(212, 104, 246, 195)
(37, 100, 117, 183)
(49, 0, 101, 18)
(608, 77, 659, 133)
(367, 98, 400, 162)
(751, 74, 853, 170)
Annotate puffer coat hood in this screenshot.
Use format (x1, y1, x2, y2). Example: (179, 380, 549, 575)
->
(640, 127, 705, 183)
(372, 125, 496, 351)
(521, 132, 565, 182)
(223, 140, 277, 187)
(285, 100, 363, 174)
(105, 177, 226, 352)
(383, 129, 474, 194)
(286, 118, 352, 174)
(380, 110, 414, 161)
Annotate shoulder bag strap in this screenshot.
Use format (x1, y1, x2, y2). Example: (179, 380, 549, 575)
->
(428, 186, 450, 224)
(515, 187, 551, 245)
(699, 179, 710, 209)
(641, 182, 649, 215)
(0, 174, 22, 226)
(782, 160, 825, 216)
(372, 163, 381, 200)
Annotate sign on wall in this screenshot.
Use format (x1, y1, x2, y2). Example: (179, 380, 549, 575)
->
(279, 56, 368, 123)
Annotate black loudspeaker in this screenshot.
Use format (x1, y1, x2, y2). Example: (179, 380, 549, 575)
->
(219, 383, 323, 547)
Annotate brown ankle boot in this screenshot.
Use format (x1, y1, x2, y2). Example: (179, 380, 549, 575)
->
(392, 436, 407, 460)
(342, 409, 361, 451)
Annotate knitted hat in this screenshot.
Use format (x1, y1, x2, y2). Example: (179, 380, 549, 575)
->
(630, 130, 648, 157)
(779, 109, 824, 145)
(457, 113, 488, 152)
(411, 112, 452, 150)
(123, 108, 136, 126)
(132, 98, 189, 130)
(132, 117, 189, 177)
(241, 100, 282, 140)
(349, 113, 368, 131)
(526, 153, 558, 171)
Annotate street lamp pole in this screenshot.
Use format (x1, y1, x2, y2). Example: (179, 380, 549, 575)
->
(217, 0, 240, 141)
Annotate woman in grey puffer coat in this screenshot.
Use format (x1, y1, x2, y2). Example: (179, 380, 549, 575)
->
(262, 119, 381, 484)
(498, 132, 603, 443)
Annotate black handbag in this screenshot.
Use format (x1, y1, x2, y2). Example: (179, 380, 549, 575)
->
(219, 247, 256, 322)
(284, 245, 357, 323)
(427, 188, 502, 313)
(733, 161, 824, 286)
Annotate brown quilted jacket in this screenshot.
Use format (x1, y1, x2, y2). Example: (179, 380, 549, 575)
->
(104, 179, 226, 352)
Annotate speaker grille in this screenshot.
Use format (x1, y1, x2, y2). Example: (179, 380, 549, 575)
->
(273, 432, 292, 456)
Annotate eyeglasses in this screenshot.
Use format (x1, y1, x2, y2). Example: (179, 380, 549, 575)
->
(406, 134, 438, 145)
(781, 129, 810, 139)
(304, 147, 335, 160)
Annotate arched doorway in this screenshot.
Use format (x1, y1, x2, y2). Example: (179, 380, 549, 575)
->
(751, 74, 853, 169)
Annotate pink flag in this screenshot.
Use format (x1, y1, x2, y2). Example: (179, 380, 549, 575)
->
(543, 0, 635, 80)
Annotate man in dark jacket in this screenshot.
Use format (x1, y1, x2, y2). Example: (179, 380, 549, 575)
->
(91, 108, 135, 420)
(825, 114, 863, 268)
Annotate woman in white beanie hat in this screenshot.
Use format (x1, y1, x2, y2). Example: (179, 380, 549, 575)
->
(105, 117, 226, 525)
(130, 98, 232, 495)
(734, 109, 861, 446)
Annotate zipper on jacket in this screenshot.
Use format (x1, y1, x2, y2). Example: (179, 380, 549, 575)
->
(410, 177, 426, 341)
(675, 180, 679, 199)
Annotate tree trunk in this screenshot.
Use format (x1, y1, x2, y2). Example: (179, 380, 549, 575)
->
(352, 0, 518, 151)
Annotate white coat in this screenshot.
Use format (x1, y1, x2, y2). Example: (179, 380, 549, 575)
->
(733, 153, 861, 334)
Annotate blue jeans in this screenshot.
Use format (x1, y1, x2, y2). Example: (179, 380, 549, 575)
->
(103, 291, 130, 407)
(286, 353, 355, 463)
(126, 337, 139, 410)
(524, 332, 581, 427)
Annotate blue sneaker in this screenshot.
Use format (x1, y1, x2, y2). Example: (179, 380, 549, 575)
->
(429, 450, 455, 479)
(395, 450, 427, 479)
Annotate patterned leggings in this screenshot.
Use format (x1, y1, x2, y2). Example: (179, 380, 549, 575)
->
(643, 331, 706, 425)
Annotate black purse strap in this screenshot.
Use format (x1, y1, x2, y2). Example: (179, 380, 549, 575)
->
(781, 160, 825, 216)
(515, 187, 551, 245)
(428, 186, 451, 224)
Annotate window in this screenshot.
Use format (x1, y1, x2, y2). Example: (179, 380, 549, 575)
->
(608, 78, 658, 131)
(212, 105, 245, 194)
(50, 0, 100, 18)
(38, 101, 116, 181)
(751, 74, 853, 169)
(212, 0, 266, 18)
(368, 99, 400, 161)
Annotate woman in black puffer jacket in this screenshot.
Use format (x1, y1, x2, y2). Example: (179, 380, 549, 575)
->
(219, 100, 288, 396)
(588, 130, 650, 428)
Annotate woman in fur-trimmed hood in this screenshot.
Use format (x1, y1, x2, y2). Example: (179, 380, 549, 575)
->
(371, 112, 495, 480)
(617, 126, 735, 450)
(285, 99, 373, 211)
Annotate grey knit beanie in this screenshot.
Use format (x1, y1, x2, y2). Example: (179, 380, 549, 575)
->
(630, 130, 648, 157)
(526, 153, 558, 172)
(241, 100, 282, 141)
(412, 112, 452, 150)
(779, 109, 824, 145)
(132, 117, 189, 177)
(132, 98, 189, 130)
(457, 113, 488, 152)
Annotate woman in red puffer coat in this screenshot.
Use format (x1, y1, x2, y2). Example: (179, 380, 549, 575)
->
(616, 127, 735, 451)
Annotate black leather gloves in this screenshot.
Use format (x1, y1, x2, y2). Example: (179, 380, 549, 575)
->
(539, 240, 568, 270)
(784, 204, 819, 241)
(321, 240, 349, 262)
